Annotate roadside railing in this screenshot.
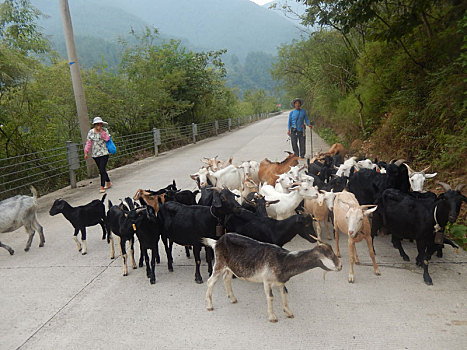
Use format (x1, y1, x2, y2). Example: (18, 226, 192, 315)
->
(0, 113, 274, 199)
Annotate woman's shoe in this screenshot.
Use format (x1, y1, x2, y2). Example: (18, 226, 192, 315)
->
(100, 187, 105, 193)
(104, 182, 112, 189)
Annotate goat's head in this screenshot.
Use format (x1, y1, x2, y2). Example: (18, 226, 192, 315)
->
(314, 241, 342, 271)
(49, 199, 66, 216)
(339, 201, 377, 238)
(437, 182, 466, 223)
(405, 164, 437, 192)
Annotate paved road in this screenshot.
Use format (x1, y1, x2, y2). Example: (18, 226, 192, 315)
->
(1, 113, 466, 350)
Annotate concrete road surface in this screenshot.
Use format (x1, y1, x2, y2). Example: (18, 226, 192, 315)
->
(1, 113, 466, 350)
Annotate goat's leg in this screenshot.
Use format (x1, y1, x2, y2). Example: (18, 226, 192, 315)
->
(193, 244, 203, 284)
(185, 246, 191, 258)
(119, 237, 128, 276)
(416, 240, 433, 285)
(80, 228, 87, 255)
(314, 221, 322, 241)
(325, 219, 333, 240)
(353, 241, 360, 265)
(139, 245, 145, 268)
(392, 236, 410, 261)
(205, 246, 213, 276)
(155, 236, 161, 264)
(129, 237, 137, 269)
(99, 220, 106, 240)
(32, 216, 45, 247)
(143, 248, 150, 278)
(279, 284, 293, 318)
(109, 233, 115, 259)
(0, 240, 14, 255)
(23, 225, 35, 252)
(365, 235, 381, 276)
(73, 229, 82, 252)
(149, 247, 156, 284)
(348, 238, 355, 283)
(263, 282, 277, 323)
(334, 225, 341, 258)
(223, 270, 237, 303)
(162, 238, 173, 272)
(206, 265, 223, 311)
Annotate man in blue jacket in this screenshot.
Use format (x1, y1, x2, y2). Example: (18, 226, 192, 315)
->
(287, 98, 311, 157)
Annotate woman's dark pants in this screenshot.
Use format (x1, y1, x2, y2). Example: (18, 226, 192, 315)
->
(93, 155, 110, 187)
(291, 130, 306, 158)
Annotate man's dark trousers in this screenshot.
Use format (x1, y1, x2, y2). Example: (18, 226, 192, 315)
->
(291, 129, 306, 158)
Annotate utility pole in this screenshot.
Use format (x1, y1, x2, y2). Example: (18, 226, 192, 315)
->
(59, 0, 95, 176)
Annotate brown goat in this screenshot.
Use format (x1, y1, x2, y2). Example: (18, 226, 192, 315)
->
(258, 152, 300, 185)
(133, 189, 165, 213)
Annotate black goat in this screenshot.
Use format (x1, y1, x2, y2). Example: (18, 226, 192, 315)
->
(49, 194, 107, 255)
(347, 159, 410, 205)
(241, 192, 279, 217)
(126, 201, 161, 284)
(374, 182, 466, 285)
(106, 199, 139, 276)
(158, 187, 239, 283)
(224, 207, 317, 247)
(165, 189, 199, 205)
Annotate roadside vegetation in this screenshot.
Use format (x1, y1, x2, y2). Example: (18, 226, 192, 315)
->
(272, 0, 466, 246)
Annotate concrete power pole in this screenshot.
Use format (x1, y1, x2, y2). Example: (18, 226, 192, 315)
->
(59, 0, 95, 177)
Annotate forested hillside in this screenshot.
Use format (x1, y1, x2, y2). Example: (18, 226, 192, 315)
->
(0, 1, 279, 161)
(273, 0, 466, 175)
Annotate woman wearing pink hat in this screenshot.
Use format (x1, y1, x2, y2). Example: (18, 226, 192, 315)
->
(84, 117, 112, 193)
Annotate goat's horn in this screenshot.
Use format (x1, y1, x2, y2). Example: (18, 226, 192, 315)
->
(437, 181, 452, 191)
(394, 159, 406, 166)
(404, 163, 414, 174)
(360, 204, 377, 209)
(308, 233, 324, 245)
(455, 184, 466, 192)
(389, 159, 396, 164)
(421, 165, 431, 173)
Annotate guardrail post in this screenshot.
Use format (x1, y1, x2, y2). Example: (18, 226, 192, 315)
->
(192, 123, 198, 143)
(66, 141, 79, 188)
(214, 120, 219, 135)
(228, 118, 231, 131)
(153, 128, 161, 156)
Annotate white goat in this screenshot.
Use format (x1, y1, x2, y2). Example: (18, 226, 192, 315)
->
(287, 164, 307, 181)
(404, 164, 437, 192)
(336, 157, 357, 177)
(0, 187, 45, 255)
(274, 173, 294, 193)
(304, 190, 336, 240)
(208, 165, 243, 191)
(261, 183, 319, 220)
(333, 190, 380, 283)
(356, 159, 378, 171)
(204, 233, 342, 322)
(239, 160, 260, 184)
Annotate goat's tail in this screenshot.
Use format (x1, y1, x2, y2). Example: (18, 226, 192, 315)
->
(30, 186, 39, 205)
(101, 193, 107, 203)
(202, 238, 217, 249)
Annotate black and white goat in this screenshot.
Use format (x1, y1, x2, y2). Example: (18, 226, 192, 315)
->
(204, 233, 342, 322)
(49, 194, 107, 255)
(0, 186, 45, 255)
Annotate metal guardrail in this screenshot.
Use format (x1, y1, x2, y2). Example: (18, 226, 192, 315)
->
(0, 113, 273, 199)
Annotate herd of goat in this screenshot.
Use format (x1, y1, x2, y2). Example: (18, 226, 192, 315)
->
(0, 143, 466, 322)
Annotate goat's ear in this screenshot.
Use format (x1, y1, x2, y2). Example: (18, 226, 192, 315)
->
(425, 172, 437, 179)
(266, 199, 280, 207)
(190, 174, 199, 180)
(363, 206, 378, 216)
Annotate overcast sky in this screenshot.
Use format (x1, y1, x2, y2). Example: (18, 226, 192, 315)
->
(249, 0, 271, 5)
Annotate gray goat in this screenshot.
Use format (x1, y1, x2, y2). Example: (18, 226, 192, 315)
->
(0, 187, 45, 255)
(204, 233, 342, 322)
